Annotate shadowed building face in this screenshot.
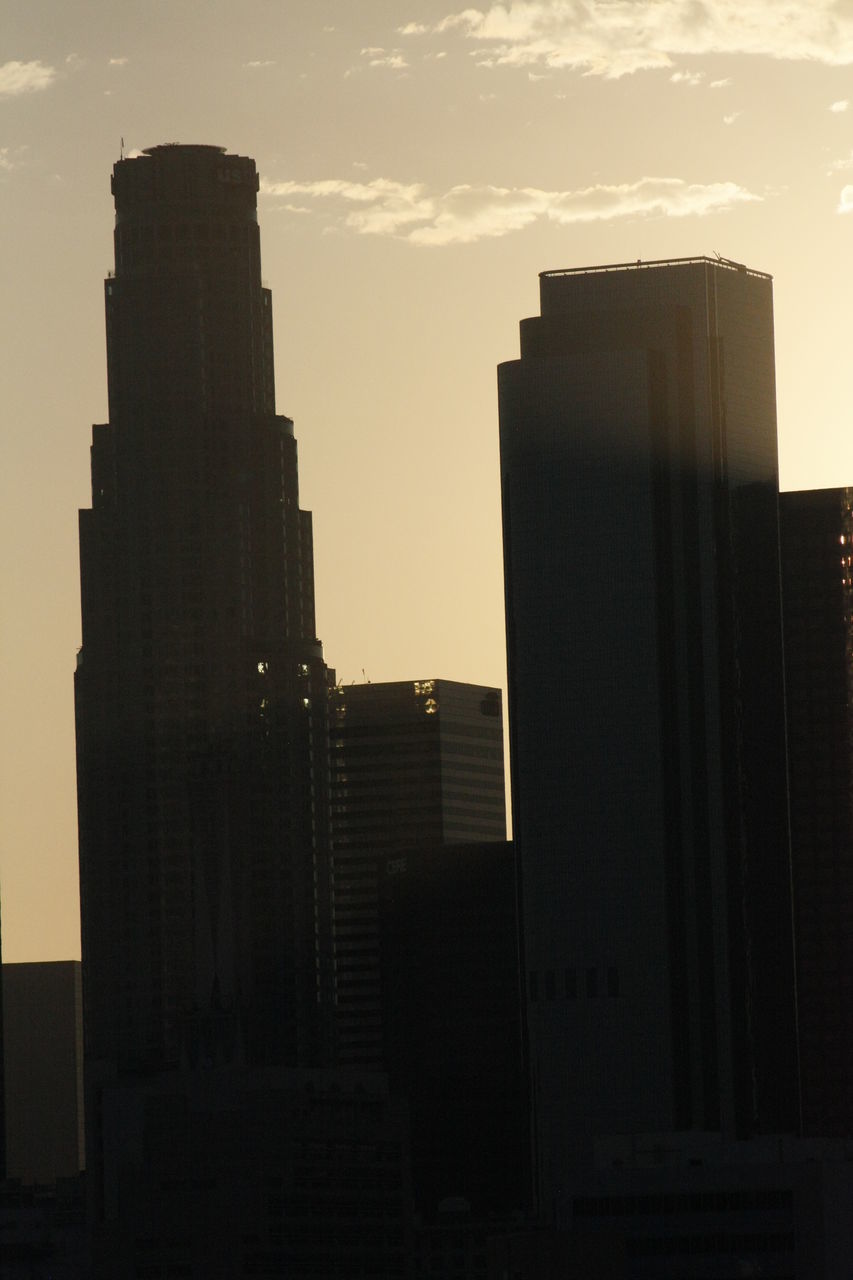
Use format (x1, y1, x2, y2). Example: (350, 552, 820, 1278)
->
(498, 258, 798, 1212)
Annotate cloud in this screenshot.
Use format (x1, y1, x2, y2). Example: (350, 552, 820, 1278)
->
(830, 99, 849, 112)
(829, 148, 853, 172)
(361, 47, 409, 68)
(371, 54, 409, 68)
(710, 77, 732, 88)
(408, 1, 853, 78)
(261, 173, 760, 246)
(245, 59, 276, 67)
(723, 111, 741, 124)
(0, 59, 55, 97)
(0, 148, 14, 171)
(398, 22, 429, 35)
(670, 70, 704, 85)
(109, 56, 129, 67)
(838, 184, 853, 212)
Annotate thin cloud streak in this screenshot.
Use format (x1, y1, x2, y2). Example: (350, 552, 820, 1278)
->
(261, 175, 760, 246)
(401, 1, 853, 78)
(0, 60, 55, 97)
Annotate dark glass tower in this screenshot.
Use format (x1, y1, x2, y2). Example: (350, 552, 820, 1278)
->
(75, 146, 331, 1109)
(780, 487, 853, 1137)
(498, 259, 799, 1213)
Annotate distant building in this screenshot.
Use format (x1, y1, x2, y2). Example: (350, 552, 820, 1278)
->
(329, 679, 506, 1066)
(498, 258, 798, 1210)
(779, 486, 853, 1136)
(94, 1067, 413, 1280)
(2, 961, 84, 1183)
(379, 840, 526, 1218)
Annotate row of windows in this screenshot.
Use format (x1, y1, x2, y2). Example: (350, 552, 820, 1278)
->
(626, 1231, 794, 1258)
(574, 1188, 794, 1216)
(529, 966, 619, 1001)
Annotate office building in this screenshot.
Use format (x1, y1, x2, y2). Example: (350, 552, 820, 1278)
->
(379, 840, 527, 1219)
(329, 679, 506, 1065)
(94, 1068, 413, 1279)
(2, 961, 84, 1184)
(498, 258, 798, 1213)
(74, 145, 332, 1211)
(779, 487, 853, 1137)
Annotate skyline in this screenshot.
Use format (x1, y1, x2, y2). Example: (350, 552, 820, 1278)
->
(5, 0, 853, 963)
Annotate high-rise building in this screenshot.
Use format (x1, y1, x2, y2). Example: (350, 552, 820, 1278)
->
(378, 840, 527, 1218)
(328, 679, 506, 1065)
(779, 487, 853, 1137)
(75, 144, 332, 1184)
(498, 258, 799, 1213)
(2, 962, 84, 1183)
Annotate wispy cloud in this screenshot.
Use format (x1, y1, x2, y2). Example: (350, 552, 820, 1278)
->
(828, 148, 853, 172)
(360, 46, 409, 69)
(261, 174, 760, 246)
(400, 1, 853, 78)
(830, 99, 849, 112)
(0, 147, 14, 171)
(723, 111, 742, 124)
(109, 56, 129, 67)
(670, 70, 704, 85)
(0, 59, 55, 97)
(838, 184, 853, 212)
(245, 59, 276, 68)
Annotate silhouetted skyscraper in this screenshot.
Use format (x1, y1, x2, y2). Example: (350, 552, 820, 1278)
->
(498, 258, 799, 1213)
(75, 145, 332, 1178)
(329, 679, 506, 1065)
(779, 486, 853, 1137)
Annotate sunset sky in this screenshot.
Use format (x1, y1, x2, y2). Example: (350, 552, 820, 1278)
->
(4, 0, 853, 961)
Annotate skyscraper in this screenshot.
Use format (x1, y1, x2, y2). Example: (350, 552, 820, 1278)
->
(75, 145, 331, 1151)
(328, 678, 506, 1065)
(779, 486, 853, 1137)
(498, 258, 799, 1213)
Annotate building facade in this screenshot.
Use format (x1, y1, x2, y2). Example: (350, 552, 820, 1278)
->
(329, 679, 506, 1066)
(498, 258, 799, 1213)
(2, 962, 84, 1184)
(75, 146, 333, 1213)
(779, 486, 853, 1138)
(379, 840, 527, 1219)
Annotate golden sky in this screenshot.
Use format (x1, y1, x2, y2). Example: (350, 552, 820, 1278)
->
(3, 0, 853, 961)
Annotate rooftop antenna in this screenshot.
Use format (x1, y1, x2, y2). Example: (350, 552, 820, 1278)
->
(120, 136, 125, 159)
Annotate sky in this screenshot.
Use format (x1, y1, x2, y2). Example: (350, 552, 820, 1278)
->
(4, 0, 853, 963)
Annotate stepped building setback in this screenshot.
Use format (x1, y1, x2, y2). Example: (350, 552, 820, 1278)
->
(75, 145, 334, 1236)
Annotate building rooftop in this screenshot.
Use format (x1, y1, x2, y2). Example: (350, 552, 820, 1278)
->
(541, 255, 772, 282)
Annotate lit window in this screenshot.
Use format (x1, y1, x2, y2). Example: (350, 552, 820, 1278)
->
(257, 660, 269, 675)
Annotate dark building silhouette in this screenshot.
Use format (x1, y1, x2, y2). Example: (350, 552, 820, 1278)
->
(75, 145, 333, 1228)
(498, 258, 798, 1213)
(94, 1068, 413, 1279)
(779, 487, 853, 1137)
(329, 679, 506, 1066)
(379, 840, 527, 1220)
(2, 962, 84, 1184)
